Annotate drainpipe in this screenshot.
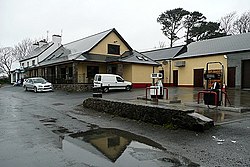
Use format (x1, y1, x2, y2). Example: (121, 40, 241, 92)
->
(152, 66, 155, 85)
(169, 60, 172, 85)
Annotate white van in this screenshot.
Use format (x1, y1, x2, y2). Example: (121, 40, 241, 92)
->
(93, 74, 132, 93)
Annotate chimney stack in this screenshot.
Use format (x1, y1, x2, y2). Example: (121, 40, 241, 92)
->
(32, 42, 39, 50)
(52, 35, 62, 47)
(38, 39, 47, 47)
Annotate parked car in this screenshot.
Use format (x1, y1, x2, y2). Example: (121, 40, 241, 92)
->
(93, 74, 132, 93)
(23, 77, 53, 93)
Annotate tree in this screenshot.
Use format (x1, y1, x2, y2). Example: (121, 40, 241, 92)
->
(233, 11, 250, 34)
(220, 12, 236, 35)
(183, 11, 206, 44)
(13, 38, 33, 60)
(0, 47, 15, 79)
(159, 41, 166, 48)
(157, 8, 189, 47)
(189, 21, 226, 41)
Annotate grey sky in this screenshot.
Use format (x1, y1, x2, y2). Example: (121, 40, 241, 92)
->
(1, 0, 249, 51)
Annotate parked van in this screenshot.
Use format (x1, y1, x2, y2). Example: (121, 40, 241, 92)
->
(93, 74, 132, 93)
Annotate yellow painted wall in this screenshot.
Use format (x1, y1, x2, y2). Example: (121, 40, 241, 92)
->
(89, 32, 130, 56)
(122, 64, 132, 81)
(131, 64, 154, 83)
(172, 55, 227, 86)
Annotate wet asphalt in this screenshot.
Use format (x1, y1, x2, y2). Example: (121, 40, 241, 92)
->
(0, 85, 250, 167)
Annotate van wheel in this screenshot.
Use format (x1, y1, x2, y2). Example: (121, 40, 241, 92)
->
(126, 86, 131, 91)
(103, 87, 109, 93)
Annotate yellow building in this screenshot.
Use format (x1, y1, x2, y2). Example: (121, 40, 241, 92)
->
(144, 33, 250, 89)
(24, 28, 158, 90)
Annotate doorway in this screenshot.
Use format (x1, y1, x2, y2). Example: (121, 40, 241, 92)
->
(173, 70, 178, 86)
(193, 69, 204, 87)
(227, 67, 236, 88)
(242, 60, 250, 89)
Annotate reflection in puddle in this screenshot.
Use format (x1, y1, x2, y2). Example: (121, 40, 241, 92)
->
(195, 109, 235, 123)
(62, 128, 199, 167)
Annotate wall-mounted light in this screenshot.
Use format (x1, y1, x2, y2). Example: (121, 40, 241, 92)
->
(224, 55, 227, 59)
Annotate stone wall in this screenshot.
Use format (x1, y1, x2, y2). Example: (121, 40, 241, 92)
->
(82, 98, 214, 132)
(54, 84, 93, 92)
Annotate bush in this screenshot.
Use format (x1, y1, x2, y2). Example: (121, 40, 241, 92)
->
(0, 77, 10, 84)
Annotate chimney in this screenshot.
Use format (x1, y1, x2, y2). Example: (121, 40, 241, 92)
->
(38, 39, 47, 47)
(52, 35, 62, 47)
(32, 42, 39, 50)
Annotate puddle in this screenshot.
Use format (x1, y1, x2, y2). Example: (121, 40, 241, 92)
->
(62, 128, 199, 167)
(52, 103, 65, 106)
(39, 118, 57, 123)
(195, 109, 236, 123)
(52, 127, 72, 135)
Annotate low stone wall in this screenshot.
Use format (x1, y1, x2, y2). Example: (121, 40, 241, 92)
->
(53, 84, 93, 92)
(82, 98, 214, 132)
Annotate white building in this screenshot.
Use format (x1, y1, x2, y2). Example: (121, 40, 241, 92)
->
(10, 35, 62, 83)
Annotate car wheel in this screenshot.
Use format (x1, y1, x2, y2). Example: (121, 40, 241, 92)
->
(126, 85, 131, 91)
(103, 87, 109, 93)
(34, 87, 37, 93)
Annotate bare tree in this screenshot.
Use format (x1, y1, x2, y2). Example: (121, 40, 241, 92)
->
(0, 47, 15, 78)
(233, 11, 250, 34)
(220, 12, 237, 35)
(13, 38, 33, 60)
(159, 41, 166, 48)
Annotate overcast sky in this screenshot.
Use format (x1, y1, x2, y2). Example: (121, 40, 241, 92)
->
(1, 0, 250, 51)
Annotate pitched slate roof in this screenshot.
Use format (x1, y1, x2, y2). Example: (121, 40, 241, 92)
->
(64, 28, 132, 54)
(20, 42, 53, 62)
(118, 50, 159, 65)
(176, 32, 250, 59)
(142, 45, 186, 61)
(39, 28, 134, 66)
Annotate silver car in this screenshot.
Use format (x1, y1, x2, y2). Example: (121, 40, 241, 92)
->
(23, 77, 53, 93)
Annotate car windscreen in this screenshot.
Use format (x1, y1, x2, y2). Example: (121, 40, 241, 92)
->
(33, 79, 47, 84)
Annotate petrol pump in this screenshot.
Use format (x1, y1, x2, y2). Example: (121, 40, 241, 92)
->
(150, 73, 164, 99)
(203, 62, 225, 106)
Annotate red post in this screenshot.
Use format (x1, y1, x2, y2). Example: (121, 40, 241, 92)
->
(197, 90, 218, 106)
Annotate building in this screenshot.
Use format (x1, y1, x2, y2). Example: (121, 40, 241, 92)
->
(19, 35, 62, 78)
(21, 28, 158, 90)
(142, 45, 187, 86)
(173, 33, 250, 89)
(143, 33, 250, 89)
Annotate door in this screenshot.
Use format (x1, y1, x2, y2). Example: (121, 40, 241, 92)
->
(193, 69, 204, 87)
(173, 70, 178, 86)
(159, 70, 164, 83)
(87, 66, 99, 83)
(227, 67, 236, 88)
(242, 60, 250, 89)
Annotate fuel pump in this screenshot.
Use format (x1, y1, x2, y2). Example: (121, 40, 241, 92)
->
(150, 73, 164, 99)
(203, 62, 225, 106)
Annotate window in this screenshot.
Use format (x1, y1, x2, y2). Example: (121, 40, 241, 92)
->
(32, 60, 35, 66)
(108, 44, 120, 55)
(27, 62, 29, 67)
(21, 63, 24, 67)
(116, 77, 124, 82)
(68, 67, 73, 78)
